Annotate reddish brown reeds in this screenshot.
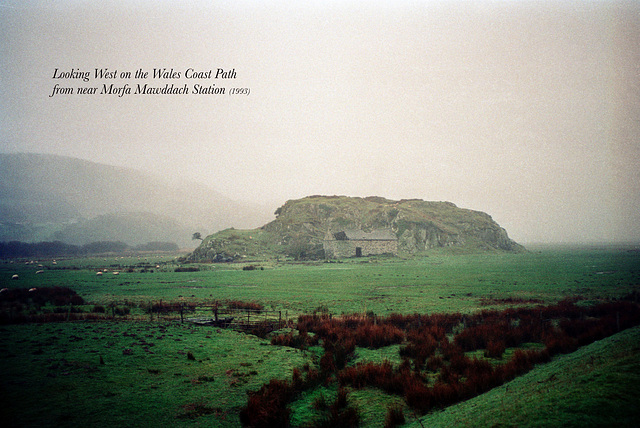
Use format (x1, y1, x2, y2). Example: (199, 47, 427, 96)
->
(227, 300, 264, 312)
(244, 296, 640, 426)
(384, 403, 405, 428)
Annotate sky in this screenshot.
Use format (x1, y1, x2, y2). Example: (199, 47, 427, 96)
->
(1, 0, 639, 244)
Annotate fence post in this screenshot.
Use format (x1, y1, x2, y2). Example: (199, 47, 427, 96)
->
(180, 304, 184, 323)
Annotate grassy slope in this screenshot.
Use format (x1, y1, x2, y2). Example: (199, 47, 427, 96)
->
(409, 325, 640, 428)
(0, 321, 311, 427)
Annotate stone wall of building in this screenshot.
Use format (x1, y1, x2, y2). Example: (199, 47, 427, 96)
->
(323, 238, 398, 258)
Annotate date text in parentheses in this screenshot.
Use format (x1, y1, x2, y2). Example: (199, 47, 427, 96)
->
(229, 88, 250, 96)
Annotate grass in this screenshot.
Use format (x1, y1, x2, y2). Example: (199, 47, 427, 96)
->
(1, 244, 639, 427)
(5, 246, 638, 315)
(409, 325, 640, 428)
(0, 321, 311, 427)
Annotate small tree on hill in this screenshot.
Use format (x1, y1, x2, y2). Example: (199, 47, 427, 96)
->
(288, 236, 316, 260)
(192, 232, 203, 242)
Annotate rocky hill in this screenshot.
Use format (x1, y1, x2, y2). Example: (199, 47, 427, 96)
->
(187, 195, 524, 261)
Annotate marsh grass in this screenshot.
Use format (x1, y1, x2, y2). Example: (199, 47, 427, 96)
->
(4, 246, 639, 316)
(1, 245, 639, 427)
(409, 325, 640, 428)
(0, 321, 310, 427)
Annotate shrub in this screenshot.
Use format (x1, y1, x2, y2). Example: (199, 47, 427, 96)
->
(319, 351, 336, 375)
(354, 323, 404, 348)
(312, 393, 328, 410)
(484, 340, 506, 359)
(431, 382, 462, 408)
(0, 286, 84, 307)
(247, 298, 640, 424)
(174, 266, 200, 272)
(543, 331, 577, 355)
(239, 379, 294, 427)
(271, 331, 318, 349)
(177, 400, 221, 419)
(114, 306, 130, 316)
(404, 381, 432, 413)
(308, 388, 360, 428)
(227, 300, 264, 312)
(384, 404, 405, 428)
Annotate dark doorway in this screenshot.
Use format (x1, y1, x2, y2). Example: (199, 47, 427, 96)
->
(355, 247, 362, 257)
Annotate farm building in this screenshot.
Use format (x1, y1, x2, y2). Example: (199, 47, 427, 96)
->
(323, 229, 398, 258)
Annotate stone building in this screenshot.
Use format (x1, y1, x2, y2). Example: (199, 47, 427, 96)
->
(323, 229, 398, 258)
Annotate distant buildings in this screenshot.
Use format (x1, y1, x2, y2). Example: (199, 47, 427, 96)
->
(323, 229, 398, 258)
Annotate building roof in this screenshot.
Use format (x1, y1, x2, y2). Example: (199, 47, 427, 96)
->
(330, 229, 397, 241)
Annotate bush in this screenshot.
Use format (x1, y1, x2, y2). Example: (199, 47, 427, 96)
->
(174, 266, 200, 272)
(354, 323, 404, 348)
(271, 331, 318, 349)
(227, 300, 264, 312)
(484, 340, 506, 359)
(114, 306, 130, 316)
(247, 298, 640, 424)
(384, 404, 405, 428)
(307, 388, 360, 428)
(239, 379, 294, 427)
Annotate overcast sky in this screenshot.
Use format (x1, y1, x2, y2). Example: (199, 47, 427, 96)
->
(1, 0, 639, 244)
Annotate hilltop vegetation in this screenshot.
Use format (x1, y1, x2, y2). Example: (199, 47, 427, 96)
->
(188, 195, 523, 261)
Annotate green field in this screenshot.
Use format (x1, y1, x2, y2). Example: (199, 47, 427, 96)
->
(1, 245, 639, 427)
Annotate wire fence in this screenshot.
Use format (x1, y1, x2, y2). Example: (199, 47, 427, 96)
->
(178, 305, 289, 333)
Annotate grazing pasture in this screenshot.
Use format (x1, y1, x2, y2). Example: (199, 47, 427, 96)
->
(0, 245, 639, 427)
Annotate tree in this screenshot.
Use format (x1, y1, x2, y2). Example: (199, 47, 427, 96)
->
(192, 232, 203, 241)
(287, 236, 313, 261)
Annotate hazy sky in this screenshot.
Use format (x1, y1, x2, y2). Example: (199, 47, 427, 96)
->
(1, 0, 639, 244)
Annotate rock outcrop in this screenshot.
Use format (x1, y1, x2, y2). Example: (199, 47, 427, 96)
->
(187, 195, 524, 261)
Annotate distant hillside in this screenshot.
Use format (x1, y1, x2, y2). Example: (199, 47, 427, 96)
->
(187, 195, 524, 261)
(52, 212, 192, 246)
(0, 153, 273, 247)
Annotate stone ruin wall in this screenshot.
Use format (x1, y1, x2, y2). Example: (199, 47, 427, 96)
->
(324, 239, 398, 258)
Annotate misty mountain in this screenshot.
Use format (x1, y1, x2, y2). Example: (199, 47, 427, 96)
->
(0, 153, 273, 247)
(51, 212, 193, 246)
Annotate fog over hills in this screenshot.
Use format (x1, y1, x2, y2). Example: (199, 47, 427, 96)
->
(0, 153, 274, 247)
(2, 2, 639, 245)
